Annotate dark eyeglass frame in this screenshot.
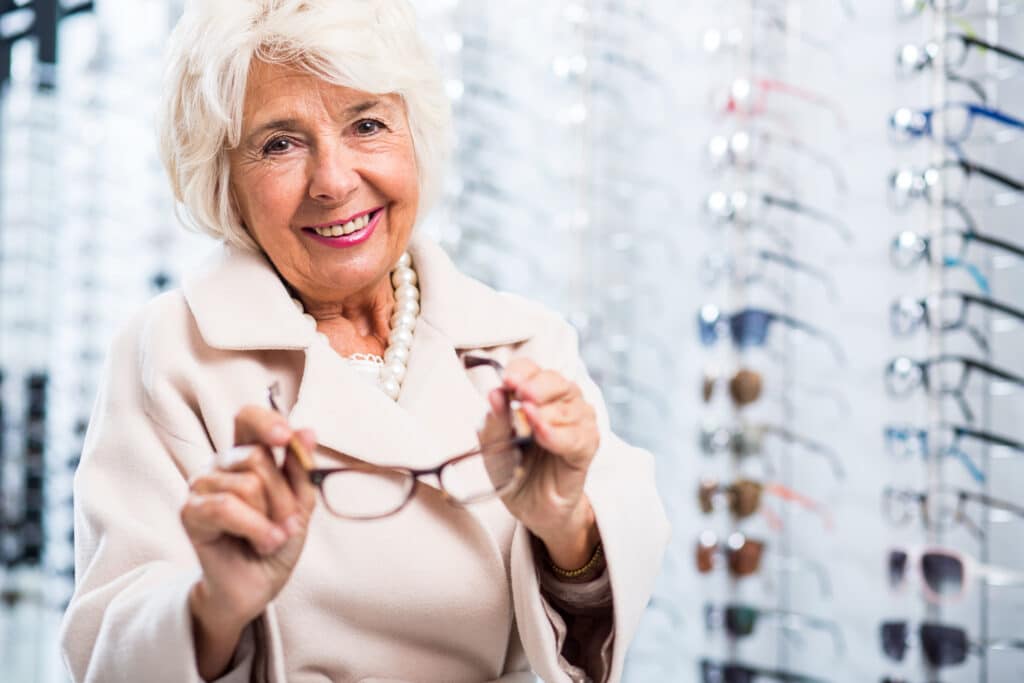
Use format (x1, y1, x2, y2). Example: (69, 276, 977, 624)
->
(881, 620, 1024, 667)
(888, 157, 1024, 211)
(890, 225, 1024, 272)
(266, 355, 532, 520)
(889, 290, 1024, 354)
(701, 248, 839, 303)
(705, 190, 853, 244)
(698, 305, 846, 365)
(883, 485, 1024, 539)
(700, 658, 830, 683)
(884, 354, 1024, 423)
(703, 602, 845, 655)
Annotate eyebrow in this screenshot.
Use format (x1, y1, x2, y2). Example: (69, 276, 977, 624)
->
(245, 99, 388, 144)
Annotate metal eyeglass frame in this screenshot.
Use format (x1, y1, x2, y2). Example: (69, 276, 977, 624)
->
(883, 485, 1024, 539)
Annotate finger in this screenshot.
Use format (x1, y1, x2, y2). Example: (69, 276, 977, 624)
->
(502, 357, 541, 392)
(181, 491, 287, 556)
(479, 388, 512, 443)
(515, 369, 579, 405)
(222, 445, 302, 524)
(190, 470, 269, 516)
(234, 404, 293, 449)
(521, 400, 598, 467)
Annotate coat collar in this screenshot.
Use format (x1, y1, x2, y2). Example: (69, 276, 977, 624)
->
(182, 232, 536, 353)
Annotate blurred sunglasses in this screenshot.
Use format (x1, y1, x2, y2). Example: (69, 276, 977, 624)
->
(700, 658, 829, 683)
(889, 158, 1024, 211)
(700, 421, 844, 480)
(705, 190, 853, 244)
(702, 367, 763, 407)
(704, 603, 845, 655)
(696, 531, 831, 596)
(884, 355, 1024, 423)
(698, 478, 833, 530)
(699, 305, 846, 365)
(889, 546, 1024, 603)
(884, 422, 1024, 483)
(701, 248, 839, 303)
(884, 486, 1024, 539)
(889, 102, 1024, 145)
(889, 290, 1024, 354)
(881, 620, 1024, 667)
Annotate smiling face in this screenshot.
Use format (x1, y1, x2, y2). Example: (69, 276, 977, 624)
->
(228, 60, 420, 311)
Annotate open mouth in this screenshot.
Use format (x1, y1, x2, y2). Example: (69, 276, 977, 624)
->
(303, 208, 383, 240)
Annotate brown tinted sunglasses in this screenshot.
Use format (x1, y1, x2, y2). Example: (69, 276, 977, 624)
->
(702, 368, 763, 407)
(696, 531, 765, 577)
(698, 478, 834, 530)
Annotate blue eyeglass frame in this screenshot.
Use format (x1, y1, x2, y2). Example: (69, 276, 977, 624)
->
(891, 101, 1024, 144)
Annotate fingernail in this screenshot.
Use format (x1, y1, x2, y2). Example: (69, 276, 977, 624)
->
(267, 527, 287, 549)
(270, 424, 291, 442)
(284, 515, 304, 536)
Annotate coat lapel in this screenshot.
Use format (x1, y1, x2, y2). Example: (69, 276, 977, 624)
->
(181, 232, 538, 474)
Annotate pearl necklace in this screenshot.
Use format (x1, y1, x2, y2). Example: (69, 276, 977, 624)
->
(290, 251, 419, 401)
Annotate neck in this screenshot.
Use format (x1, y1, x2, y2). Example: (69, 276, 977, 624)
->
(297, 277, 395, 356)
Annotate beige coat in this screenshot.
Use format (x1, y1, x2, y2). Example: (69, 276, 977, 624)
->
(59, 233, 670, 683)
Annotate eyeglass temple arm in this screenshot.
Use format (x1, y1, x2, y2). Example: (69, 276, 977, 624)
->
(763, 424, 844, 479)
(963, 230, 1024, 261)
(763, 194, 853, 243)
(959, 292, 1024, 326)
(961, 489, 1024, 520)
(957, 157, 1024, 192)
(765, 483, 834, 529)
(756, 250, 839, 300)
(960, 356, 1024, 387)
(962, 34, 1024, 66)
(771, 311, 847, 365)
(967, 103, 1024, 130)
(758, 130, 848, 192)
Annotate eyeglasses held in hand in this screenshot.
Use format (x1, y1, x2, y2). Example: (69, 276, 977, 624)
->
(889, 546, 1024, 603)
(884, 355, 1024, 423)
(700, 421, 844, 480)
(700, 658, 830, 683)
(698, 478, 833, 530)
(884, 485, 1024, 539)
(265, 356, 530, 520)
(884, 422, 1024, 483)
(881, 620, 1024, 667)
(704, 603, 845, 655)
(696, 531, 831, 597)
(705, 190, 853, 244)
(889, 290, 1024, 354)
(699, 305, 846, 365)
(701, 248, 839, 303)
(889, 101, 1024, 145)
(889, 158, 1024, 211)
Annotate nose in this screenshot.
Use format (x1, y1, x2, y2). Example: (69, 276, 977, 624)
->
(308, 142, 360, 204)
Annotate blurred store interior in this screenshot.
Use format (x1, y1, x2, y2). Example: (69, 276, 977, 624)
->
(2, 1, 1024, 681)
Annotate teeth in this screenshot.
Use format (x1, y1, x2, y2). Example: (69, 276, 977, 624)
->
(312, 213, 373, 238)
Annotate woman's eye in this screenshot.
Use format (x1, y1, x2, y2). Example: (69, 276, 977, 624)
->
(355, 119, 385, 136)
(262, 138, 292, 155)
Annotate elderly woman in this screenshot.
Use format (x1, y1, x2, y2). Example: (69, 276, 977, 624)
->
(59, 1, 668, 682)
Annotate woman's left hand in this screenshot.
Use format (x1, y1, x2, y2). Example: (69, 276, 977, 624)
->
(484, 357, 601, 570)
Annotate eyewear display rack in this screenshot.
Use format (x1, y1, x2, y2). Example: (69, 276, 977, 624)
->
(884, 2, 1023, 683)
(693, 3, 850, 683)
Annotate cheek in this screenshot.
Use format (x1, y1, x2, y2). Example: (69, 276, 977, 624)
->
(237, 163, 306, 231)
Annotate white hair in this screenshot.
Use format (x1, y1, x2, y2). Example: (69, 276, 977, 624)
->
(158, 0, 451, 251)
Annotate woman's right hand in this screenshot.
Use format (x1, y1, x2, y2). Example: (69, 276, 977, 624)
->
(181, 405, 317, 680)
